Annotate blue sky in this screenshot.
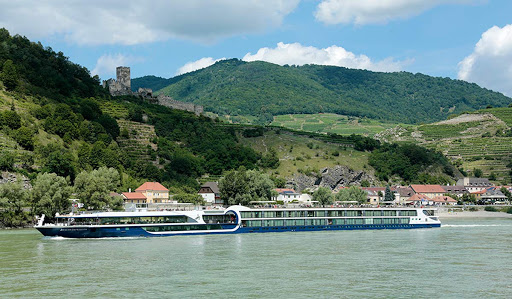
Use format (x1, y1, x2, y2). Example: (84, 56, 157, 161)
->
(1, 0, 512, 95)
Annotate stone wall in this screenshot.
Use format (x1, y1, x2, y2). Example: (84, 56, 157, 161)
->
(157, 94, 203, 115)
(103, 66, 204, 116)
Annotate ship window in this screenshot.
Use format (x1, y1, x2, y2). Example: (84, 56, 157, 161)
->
(374, 218, 382, 224)
(315, 211, 326, 217)
(307, 211, 315, 217)
(333, 218, 344, 225)
(346, 219, 355, 225)
(364, 218, 373, 225)
(274, 220, 284, 226)
(295, 219, 305, 225)
(399, 218, 410, 224)
(382, 210, 396, 217)
(399, 210, 417, 216)
(203, 213, 236, 224)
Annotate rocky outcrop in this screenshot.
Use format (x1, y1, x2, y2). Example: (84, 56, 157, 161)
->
(1, 171, 32, 189)
(287, 166, 376, 192)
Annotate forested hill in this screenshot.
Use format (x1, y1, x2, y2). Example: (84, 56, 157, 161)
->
(132, 59, 511, 124)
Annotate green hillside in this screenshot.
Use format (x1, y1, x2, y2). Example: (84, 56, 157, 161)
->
(132, 59, 511, 124)
(376, 107, 512, 183)
(0, 29, 459, 193)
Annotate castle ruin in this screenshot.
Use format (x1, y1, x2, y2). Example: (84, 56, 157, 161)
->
(103, 66, 203, 116)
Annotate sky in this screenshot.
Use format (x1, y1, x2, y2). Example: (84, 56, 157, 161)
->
(1, 0, 512, 96)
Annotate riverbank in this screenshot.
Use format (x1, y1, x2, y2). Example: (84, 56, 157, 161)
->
(439, 209, 512, 219)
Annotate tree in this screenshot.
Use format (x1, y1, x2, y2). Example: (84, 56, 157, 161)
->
(335, 186, 367, 204)
(13, 126, 34, 150)
(44, 150, 77, 181)
(1, 59, 19, 91)
(360, 180, 370, 187)
(219, 167, 275, 206)
(1, 110, 21, 129)
(173, 193, 205, 205)
(500, 187, 512, 201)
(312, 187, 333, 206)
(0, 183, 30, 227)
(474, 168, 483, 178)
(96, 115, 120, 140)
(384, 185, 394, 202)
(0, 150, 15, 171)
(31, 173, 73, 220)
(74, 167, 121, 210)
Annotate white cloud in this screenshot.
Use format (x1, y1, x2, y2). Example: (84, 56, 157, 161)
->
(242, 42, 408, 72)
(315, 0, 477, 25)
(0, 0, 299, 45)
(458, 24, 512, 96)
(91, 54, 142, 78)
(176, 57, 226, 75)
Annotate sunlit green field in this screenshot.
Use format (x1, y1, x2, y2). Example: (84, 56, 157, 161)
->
(271, 113, 400, 136)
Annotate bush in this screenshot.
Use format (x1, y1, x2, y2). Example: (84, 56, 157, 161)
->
(506, 207, 512, 214)
(484, 206, 497, 212)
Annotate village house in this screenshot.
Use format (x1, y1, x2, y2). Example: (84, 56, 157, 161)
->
(361, 187, 400, 204)
(395, 187, 415, 204)
(404, 193, 431, 205)
(198, 182, 222, 205)
(410, 184, 445, 199)
(135, 182, 169, 203)
(431, 196, 458, 206)
(479, 188, 508, 204)
(272, 188, 300, 202)
(456, 177, 493, 192)
(363, 189, 380, 205)
(441, 185, 469, 198)
(121, 191, 147, 204)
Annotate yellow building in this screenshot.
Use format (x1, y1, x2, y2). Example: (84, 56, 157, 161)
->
(135, 182, 169, 203)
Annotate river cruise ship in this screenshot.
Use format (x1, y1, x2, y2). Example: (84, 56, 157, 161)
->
(35, 206, 440, 238)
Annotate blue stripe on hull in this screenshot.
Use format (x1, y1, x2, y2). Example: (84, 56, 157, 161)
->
(37, 223, 440, 238)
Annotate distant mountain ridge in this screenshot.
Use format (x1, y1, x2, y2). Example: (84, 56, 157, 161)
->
(132, 59, 511, 124)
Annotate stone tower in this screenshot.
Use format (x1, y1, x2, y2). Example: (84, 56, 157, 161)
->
(116, 66, 131, 91)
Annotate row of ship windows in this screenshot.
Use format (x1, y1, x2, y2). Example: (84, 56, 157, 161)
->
(60, 216, 189, 225)
(241, 218, 410, 227)
(240, 210, 417, 218)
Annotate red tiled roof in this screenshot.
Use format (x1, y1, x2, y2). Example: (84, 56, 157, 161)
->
(405, 193, 430, 202)
(410, 184, 445, 193)
(431, 196, 457, 203)
(122, 192, 147, 200)
(136, 182, 169, 192)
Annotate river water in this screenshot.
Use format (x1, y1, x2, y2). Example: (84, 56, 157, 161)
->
(1, 218, 511, 298)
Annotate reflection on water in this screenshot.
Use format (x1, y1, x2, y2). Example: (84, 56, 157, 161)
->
(1, 218, 511, 298)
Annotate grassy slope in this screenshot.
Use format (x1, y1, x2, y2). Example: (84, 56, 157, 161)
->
(240, 130, 370, 178)
(376, 108, 512, 183)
